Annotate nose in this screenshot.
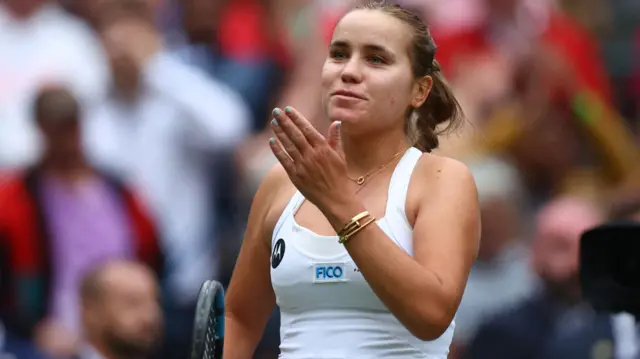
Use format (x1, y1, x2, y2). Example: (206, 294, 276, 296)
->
(340, 56, 363, 84)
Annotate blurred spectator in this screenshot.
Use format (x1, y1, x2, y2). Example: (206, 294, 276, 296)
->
(436, 0, 640, 205)
(609, 189, 640, 221)
(235, 0, 349, 196)
(76, 260, 162, 359)
(176, 0, 280, 131)
(174, 0, 282, 277)
(541, 195, 640, 359)
(0, 87, 163, 358)
(0, 0, 108, 169)
(452, 157, 536, 353)
(65, 0, 158, 30)
(0, 321, 50, 359)
(463, 195, 604, 359)
(83, 7, 250, 358)
(436, 0, 611, 100)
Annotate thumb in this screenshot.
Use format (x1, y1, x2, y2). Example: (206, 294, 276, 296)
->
(327, 121, 343, 153)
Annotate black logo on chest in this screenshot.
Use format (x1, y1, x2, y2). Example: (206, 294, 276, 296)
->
(271, 238, 286, 269)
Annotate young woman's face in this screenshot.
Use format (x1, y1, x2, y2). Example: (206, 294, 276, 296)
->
(321, 10, 416, 135)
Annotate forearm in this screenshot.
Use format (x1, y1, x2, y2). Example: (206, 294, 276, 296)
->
(222, 316, 263, 359)
(321, 200, 453, 340)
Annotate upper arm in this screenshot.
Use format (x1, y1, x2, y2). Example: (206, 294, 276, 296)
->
(225, 164, 291, 328)
(411, 157, 480, 318)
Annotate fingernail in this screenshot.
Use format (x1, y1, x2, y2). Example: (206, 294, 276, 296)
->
(272, 108, 281, 116)
(269, 137, 276, 144)
(284, 106, 293, 114)
(337, 121, 342, 129)
(271, 118, 278, 127)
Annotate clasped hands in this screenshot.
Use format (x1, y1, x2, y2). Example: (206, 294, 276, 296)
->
(269, 106, 353, 213)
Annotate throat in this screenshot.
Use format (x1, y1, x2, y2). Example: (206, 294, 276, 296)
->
(341, 128, 411, 177)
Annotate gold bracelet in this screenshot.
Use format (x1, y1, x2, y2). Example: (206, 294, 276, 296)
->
(337, 211, 376, 244)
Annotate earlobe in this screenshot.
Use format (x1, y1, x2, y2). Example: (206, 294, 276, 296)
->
(413, 75, 433, 108)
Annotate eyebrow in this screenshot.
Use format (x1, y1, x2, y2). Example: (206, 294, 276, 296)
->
(330, 40, 395, 57)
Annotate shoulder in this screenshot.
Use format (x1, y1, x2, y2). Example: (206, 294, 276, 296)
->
(405, 154, 478, 226)
(415, 154, 475, 185)
(411, 154, 477, 204)
(258, 163, 295, 201)
(252, 164, 297, 237)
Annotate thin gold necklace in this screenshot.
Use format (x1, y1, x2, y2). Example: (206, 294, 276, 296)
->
(347, 148, 409, 187)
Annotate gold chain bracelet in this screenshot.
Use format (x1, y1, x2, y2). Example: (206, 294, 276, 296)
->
(337, 211, 376, 244)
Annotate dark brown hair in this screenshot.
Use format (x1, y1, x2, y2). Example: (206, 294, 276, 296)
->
(354, 1, 464, 152)
(33, 86, 79, 127)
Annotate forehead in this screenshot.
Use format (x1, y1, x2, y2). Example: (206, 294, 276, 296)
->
(332, 10, 411, 51)
(105, 267, 156, 296)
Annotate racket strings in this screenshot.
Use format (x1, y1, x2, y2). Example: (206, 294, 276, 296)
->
(204, 309, 218, 359)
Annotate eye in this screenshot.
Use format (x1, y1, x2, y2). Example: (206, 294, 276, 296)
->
(367, 55, 386, 65)
(329, 49, 348, 60)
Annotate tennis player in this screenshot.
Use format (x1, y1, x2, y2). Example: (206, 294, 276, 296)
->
(224, 2, 480, 358)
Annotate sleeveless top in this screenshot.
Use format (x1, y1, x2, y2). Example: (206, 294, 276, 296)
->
(270, 148, 455, 359)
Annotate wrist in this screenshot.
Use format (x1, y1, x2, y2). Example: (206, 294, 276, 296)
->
(319, 196, 367, 234)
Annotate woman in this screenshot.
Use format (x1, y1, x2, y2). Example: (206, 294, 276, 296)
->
(224, 2, 480, 358)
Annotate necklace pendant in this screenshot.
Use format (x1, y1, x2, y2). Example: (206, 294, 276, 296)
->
(356, 177, 365, 185)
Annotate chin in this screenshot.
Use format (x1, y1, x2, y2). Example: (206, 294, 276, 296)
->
(327, 107, 366, 125)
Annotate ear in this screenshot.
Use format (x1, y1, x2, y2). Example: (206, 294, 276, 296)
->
(411, 75, 432, 109)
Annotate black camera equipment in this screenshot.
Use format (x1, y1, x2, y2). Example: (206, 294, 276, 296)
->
(580, 221, 640, 318)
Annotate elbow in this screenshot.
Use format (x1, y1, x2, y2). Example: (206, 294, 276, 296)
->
(406, 302, 456, 341)
(409, 321, 451, 342)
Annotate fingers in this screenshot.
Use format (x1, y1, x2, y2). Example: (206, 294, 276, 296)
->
(269, 106, 330, 175)
(269, 137, 295, 173)
(283, 106, 325, 145)
(271, 108, 309, 154)
(271, 118, 301, 161)
(327, 121, 342, 153)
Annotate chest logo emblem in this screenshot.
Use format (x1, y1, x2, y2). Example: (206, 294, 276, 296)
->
(271, 238, 286, 269)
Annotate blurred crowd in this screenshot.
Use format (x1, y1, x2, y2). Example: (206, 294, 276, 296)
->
(0, 0, 639, 358)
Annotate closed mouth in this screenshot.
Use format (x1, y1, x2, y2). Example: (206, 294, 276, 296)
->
(332, 90, 366, 100)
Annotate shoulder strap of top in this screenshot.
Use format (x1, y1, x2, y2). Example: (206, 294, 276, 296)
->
(385, 147, 423, 217)
(272, 190, 305, 243)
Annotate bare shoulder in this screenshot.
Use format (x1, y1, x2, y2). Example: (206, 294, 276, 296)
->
(406, 154, 479, 222)
(415, 155, 476, 190)
(254, 163, 297, 244)
(259, 163, 294, 198)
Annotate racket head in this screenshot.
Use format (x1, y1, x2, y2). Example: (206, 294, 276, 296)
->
(190, 280, 225, 359)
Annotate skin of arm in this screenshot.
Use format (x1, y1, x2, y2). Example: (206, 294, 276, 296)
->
(320, 156, 481, 341)
(223, 164, 293, 359)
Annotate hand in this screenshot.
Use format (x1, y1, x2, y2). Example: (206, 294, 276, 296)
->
(268, 106, 352, 212)
(33, 319, 79, 358)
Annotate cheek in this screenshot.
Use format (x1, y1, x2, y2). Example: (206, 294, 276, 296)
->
(370, 77, 411, 115)
(321, 61, 340, 91)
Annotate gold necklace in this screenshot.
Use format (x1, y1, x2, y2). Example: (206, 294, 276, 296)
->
(347, 148, 409, 186)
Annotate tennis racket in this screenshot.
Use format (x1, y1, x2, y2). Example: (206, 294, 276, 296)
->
(190, 280, 225, 359)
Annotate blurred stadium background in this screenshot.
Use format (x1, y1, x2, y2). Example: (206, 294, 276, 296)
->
(0, 0, 639, 358)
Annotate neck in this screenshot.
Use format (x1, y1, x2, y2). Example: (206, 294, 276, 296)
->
(41, 155, 92, 182)
(341, 126, 410, 177)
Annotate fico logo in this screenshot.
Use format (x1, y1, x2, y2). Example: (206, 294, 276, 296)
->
(313, 263, 347, 283)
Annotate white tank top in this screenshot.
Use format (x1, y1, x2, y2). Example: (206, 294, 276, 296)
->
(270, 148, 455, 359)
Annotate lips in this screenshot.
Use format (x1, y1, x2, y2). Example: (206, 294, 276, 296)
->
(332, 90, 366, 100)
